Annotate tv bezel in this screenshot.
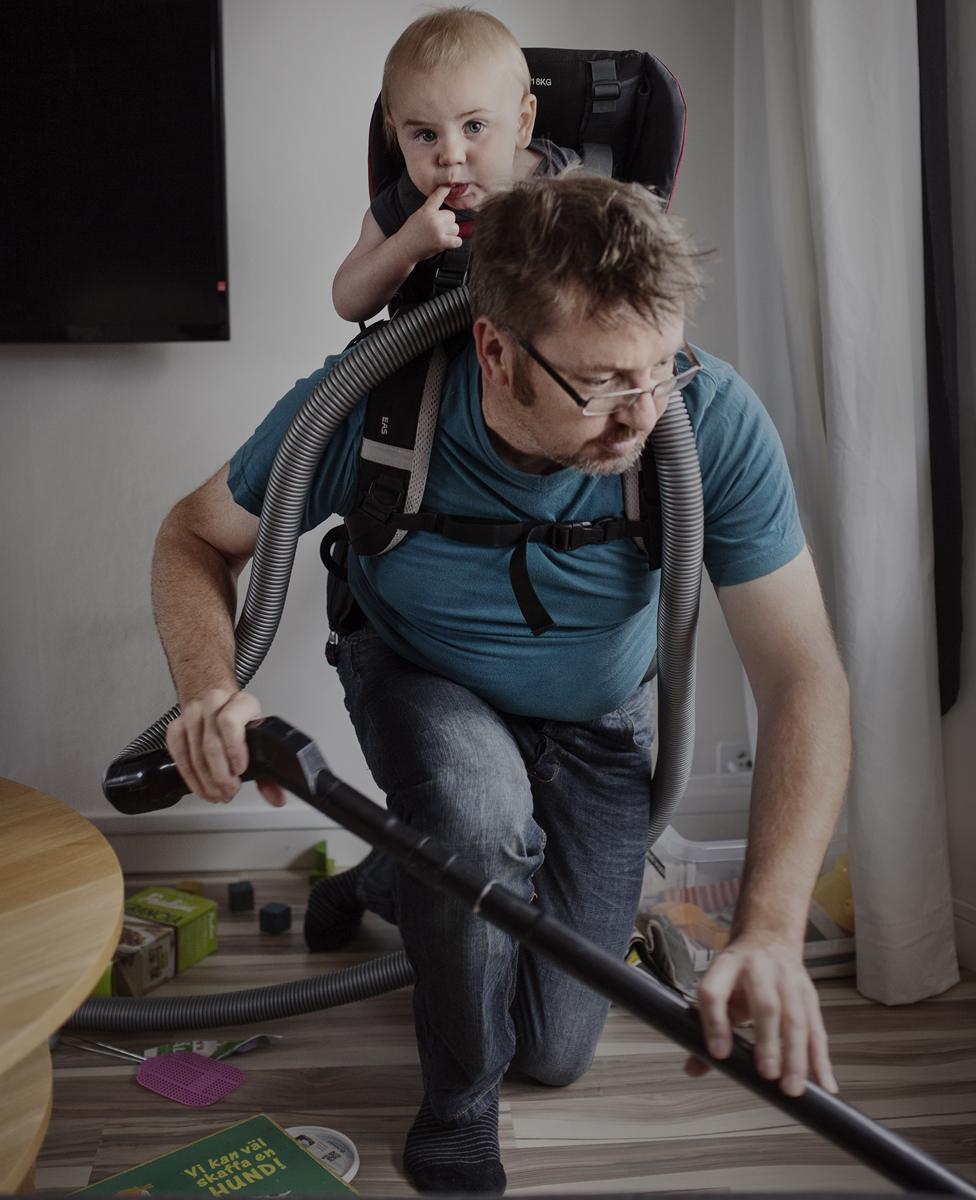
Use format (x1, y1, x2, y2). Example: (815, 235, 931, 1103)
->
(0, 0, 230, 345)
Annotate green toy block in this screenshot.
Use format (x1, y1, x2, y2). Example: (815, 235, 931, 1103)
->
(308, 856, 336, 885)
(89, 961, 113, 998)
(124, 886, 218, 973)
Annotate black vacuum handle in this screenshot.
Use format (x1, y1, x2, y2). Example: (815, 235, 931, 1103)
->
(102, 748, 193, 813)
(102, 717, 325, 814)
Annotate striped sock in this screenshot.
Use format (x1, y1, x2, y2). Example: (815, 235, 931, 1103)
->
(303, 852, 376, 951)
(403, 1094, 506, 1195)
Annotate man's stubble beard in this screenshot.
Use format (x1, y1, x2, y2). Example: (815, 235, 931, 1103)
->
(510, 352, 648, 477)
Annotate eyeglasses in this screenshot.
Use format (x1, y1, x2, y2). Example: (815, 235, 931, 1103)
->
(513, 334, 701, 417)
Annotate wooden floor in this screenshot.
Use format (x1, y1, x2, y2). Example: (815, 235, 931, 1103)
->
(36, 867, 976, 1195)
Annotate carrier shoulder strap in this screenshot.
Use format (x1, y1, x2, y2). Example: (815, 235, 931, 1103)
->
(580, 57, 621, 175)
(623, 443, 662, 564)
(342, 342, 448, 557)
(320, 340, 447, 658)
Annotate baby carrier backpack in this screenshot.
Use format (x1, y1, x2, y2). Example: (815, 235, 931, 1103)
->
(323, 47, 687, 659)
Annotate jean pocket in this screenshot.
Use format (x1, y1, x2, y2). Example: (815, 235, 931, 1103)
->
(616, 683, 656, 751)
(527, 730, 560, 784)
(335, 624, 375, 687)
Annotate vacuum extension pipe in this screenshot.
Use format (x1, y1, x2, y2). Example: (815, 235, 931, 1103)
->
(101, 717, 976, 1199)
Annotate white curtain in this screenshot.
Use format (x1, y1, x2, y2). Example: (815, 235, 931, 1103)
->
(732, 0, 958, 1003)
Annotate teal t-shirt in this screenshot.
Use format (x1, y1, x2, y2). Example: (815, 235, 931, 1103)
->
(228, 341, 804, 720)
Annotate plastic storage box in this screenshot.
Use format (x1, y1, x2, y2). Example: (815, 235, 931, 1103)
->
(636, 826, 855, 992)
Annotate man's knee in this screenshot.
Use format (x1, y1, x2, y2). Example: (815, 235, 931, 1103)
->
(511, 975, 609, 1088)
(388, 720, 535, 850)
(514, 1042, 595, 1089)
(402, 767, 543, 886)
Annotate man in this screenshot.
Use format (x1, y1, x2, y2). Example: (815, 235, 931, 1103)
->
(153, 173, 850, 1196)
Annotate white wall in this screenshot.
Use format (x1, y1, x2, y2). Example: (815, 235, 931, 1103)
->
(944, 0, 976, 968)
(0, 1, 749, 862)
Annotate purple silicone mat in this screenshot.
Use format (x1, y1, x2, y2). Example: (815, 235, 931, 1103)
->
(136, 1050, 245, 1106)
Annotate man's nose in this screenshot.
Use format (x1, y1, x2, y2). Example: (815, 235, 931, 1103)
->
(614, 388, 664, 432)
(438, 132, 466, 166)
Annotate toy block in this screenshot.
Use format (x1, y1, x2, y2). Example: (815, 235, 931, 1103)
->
(260, 902, 291, 934)
(228, 880, 254, 912)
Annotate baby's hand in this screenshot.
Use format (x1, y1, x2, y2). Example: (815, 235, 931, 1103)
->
(395, 185, 463, 265)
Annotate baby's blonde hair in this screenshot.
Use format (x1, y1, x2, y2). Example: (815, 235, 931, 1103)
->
(381, 7, 531, 144)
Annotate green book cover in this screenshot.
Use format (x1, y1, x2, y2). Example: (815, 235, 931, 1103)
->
(73, 1113, 356, 1197)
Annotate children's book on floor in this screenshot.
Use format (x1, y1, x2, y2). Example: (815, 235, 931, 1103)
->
(72, 1113, 357, 1197)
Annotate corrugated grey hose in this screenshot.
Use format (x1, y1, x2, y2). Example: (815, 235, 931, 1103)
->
(109, 288, 474, 763)
(76, 287, 702, 1031)
(647, 395, 704, 846)
(69, 952, 417, 1033)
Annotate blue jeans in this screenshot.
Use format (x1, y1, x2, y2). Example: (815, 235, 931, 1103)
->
(336, 626, 655, 1123)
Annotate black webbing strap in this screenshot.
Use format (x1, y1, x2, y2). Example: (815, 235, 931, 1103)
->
(387, 511, 635, 546)
(580, 58, 621, 176)
(433, 245, 471, 296)
(320, 523, 351, 580)
(361, 511, 643, 636)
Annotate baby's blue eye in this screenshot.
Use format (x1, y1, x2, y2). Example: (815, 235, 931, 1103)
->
(414, 129, 436, 144)
(465, 120, 485, 135)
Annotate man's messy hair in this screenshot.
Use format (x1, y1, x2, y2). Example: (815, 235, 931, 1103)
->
(470, 173, 707, 338)
(381, 6, 530, 145)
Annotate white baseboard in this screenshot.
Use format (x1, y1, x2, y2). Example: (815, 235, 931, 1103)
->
(96, 788, 377, 873)
(94, 772, 754, 874)
(954, 896, 976, 971)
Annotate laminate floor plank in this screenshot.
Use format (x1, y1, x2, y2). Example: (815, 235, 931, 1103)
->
(34, 866, 975, 1195)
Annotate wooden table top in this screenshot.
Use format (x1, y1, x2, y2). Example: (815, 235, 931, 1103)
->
(0, 1042, 53, 1191)
(0, 776, 124, 1077)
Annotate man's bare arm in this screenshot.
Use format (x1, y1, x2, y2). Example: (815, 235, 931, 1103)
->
(692, 547, 851, 1095)
(151, 464, 284, 805)
(722, 547, 850, 941)
(152, 463, 256, 702)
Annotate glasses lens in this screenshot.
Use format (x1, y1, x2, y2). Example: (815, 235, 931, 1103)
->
(582, 392, 639, 416)
(581, 362, 700, 416)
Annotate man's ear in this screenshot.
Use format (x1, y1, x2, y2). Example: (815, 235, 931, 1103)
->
(473, 316, 513, 389)
(517, 91, 537, 149)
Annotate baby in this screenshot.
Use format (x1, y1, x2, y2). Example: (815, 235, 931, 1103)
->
(333, 7, 578, 322)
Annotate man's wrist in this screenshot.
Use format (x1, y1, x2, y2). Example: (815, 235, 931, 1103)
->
(729, 905, 808, 949)
(174, 674, 239, 710)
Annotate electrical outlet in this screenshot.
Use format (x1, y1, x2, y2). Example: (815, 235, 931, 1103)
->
(716, 740, 753, 774)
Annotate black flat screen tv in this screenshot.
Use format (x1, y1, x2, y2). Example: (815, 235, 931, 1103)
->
(0, 0, 229, 343)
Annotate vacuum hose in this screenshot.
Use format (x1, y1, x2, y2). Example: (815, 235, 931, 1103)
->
(112, 289, 475, 763)
(83, 286, 703, 1031)
(69, 951, 416, 1033)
